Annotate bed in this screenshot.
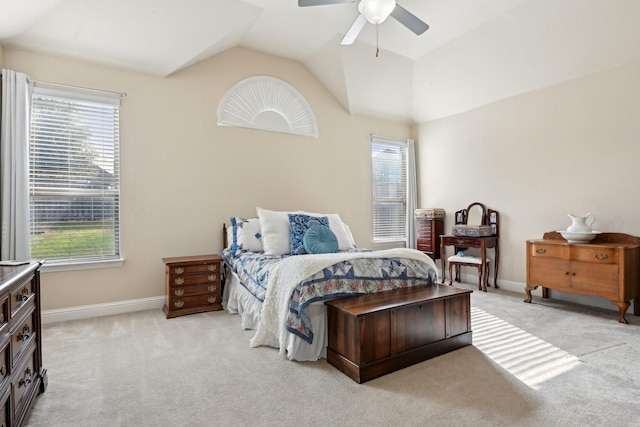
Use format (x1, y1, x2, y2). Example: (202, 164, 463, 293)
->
(221, 208, 440, 361)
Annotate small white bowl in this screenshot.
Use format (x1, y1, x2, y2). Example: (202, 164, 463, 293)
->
(558, 230, 601, 244)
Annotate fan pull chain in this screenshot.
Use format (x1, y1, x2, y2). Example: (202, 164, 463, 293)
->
(376, 24, 379, 57)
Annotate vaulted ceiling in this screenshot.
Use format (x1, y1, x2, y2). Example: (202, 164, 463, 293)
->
(2, 0, 640, 123)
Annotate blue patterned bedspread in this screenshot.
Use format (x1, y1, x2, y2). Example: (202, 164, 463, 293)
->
(221, 248, 438, 344)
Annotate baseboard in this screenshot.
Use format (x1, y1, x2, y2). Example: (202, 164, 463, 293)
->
(42, 295, 165, 324)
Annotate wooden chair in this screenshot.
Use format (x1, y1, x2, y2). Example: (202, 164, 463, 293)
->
(447, 202, 499, 291)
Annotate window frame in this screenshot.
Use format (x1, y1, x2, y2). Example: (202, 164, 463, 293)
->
(371, 137, 408, 244)
(29, 87, 123, 271)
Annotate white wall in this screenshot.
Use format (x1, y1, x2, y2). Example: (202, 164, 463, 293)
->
(417, 59, 640, 310)
(4, 47, 412, 312)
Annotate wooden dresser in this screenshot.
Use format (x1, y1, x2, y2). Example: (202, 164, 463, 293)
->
(162, 255, 223, 319)
(0, 261, 47, 427)
(416, 218, 444, 260)
(325, 285, 472, 383)
(525, 232, 640, 323)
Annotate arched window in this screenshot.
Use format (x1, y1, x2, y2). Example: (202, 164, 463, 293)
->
(217, 76, 318, 138)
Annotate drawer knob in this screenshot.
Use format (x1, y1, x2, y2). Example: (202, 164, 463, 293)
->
(15, 287, 30, 302)
(594, 253, 608, 260)
(208, 285, 217, 292)
(208, 265, 217, 272)
(18, 367, 32, 388)
(174, 289, 184, 297)
(17, 324, 30, 341)
(208, 297, 217, 304)
(174, 300, 184, 308)
(0, 364, 5, 376)
(174, 277, 184, 285)
(536, 248, 546, 254)
(208, 274, 217, 282)
(174, 267, 184, 274)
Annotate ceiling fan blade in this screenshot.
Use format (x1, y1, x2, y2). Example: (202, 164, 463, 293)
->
(340, 14, 368, 45)
(390, 4, 429, 35)
(298, 0, 356, 7)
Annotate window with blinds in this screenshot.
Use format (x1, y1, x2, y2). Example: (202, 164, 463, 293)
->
(371, 138, 407, 242)
(29, 88, 120, 263)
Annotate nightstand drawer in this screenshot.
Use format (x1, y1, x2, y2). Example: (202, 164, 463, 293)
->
(169, 263, 219, 276)
(167, 293, 221, 311)
(168, 283, 219, 298)
(168, 272, 220, 286)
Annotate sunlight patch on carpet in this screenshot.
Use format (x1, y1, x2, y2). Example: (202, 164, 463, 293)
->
(471, 307, 581, 390)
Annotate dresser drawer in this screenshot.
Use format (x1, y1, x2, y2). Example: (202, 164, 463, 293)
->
(9, 275, 33, 319)
(417, 239, 433, 252)
(12, 342, 37, 423)
(529, 243, 568, 259)
(0, 336, 9, 390)
(10, 304, 36, 365)
(571, 247, 618, 264)
(0, 386, 10, 427)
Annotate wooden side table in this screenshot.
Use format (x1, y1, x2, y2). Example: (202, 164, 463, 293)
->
(162, 255, 223, 319)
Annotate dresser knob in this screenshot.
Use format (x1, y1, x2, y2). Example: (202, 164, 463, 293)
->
(536, 248, 546, 254)
(207, 265, 217, 272)
(208, 285, 217, 292)
(174, 277, 184, 285)
(208, 297, 217, 304)
(594, 253, 608, 260)
(17, 324, 30, 341)
(208, 274, 217, 282)
(174, 289, 184, 297)
(174, 301, 184, 308)
(174, 267, 184, 274)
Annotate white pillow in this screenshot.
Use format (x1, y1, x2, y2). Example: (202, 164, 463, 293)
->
(257, 207, 294, 256)
(342, 222, 357, 248)
(230, 217, 263, 253)
(299, 211, 356, 251)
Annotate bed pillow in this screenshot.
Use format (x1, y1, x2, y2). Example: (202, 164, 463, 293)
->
(303, 224, 339, 254)
(288, 214, 329, 255)
(298, 211, 356, 251)
(230, 217, 263, 253)
(257, 207, 295, 256)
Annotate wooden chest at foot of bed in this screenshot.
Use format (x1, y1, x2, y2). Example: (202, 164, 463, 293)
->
(325, 284, 472, 383)
(162, 255, 223, 319)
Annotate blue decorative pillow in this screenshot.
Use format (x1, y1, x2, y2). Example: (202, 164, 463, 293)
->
(288, 214, 329, 255)
(303, 224, 339, 254)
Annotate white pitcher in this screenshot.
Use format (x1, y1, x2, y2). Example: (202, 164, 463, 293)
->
(567, 213, 596, 233)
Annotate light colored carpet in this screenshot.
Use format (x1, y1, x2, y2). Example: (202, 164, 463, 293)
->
(24, 284, 640, 426)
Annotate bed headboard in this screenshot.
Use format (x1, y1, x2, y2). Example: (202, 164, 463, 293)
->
(222, 223, 228, 250)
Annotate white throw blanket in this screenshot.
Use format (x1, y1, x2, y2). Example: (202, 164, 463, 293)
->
(249, 248, 437, 355)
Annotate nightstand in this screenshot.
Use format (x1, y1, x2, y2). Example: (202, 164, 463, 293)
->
(162, 255, 223, 319)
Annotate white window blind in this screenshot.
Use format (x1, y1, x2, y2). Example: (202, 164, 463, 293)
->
(29, 88, 120, 263)
(371, 137, 407, 242)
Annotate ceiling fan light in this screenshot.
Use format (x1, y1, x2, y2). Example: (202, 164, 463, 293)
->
(358, 0, 396, 24)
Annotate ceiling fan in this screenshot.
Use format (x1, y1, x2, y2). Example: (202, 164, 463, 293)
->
(298, 0, 429, 46)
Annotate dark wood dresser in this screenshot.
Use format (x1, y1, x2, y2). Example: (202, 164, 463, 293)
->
(525, 232, 640, 323)
(416, 218, 444, 260)
(163, 255, 223, 319)
(325, 285, 472, 383)
(0, 261, 47, 427)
